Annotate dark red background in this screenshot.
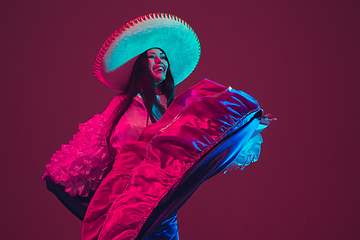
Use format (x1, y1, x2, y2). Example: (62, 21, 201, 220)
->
(1, 0, 359, 239)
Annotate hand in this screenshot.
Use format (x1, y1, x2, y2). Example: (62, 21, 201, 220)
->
(260, 112, 277, 126)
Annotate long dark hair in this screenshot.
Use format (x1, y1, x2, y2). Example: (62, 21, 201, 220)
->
(105, 48, 174, 156)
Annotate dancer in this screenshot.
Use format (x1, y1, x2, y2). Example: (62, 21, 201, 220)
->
(42, 13, 274, 240)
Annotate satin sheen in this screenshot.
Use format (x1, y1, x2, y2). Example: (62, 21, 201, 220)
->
(81, 79, 262, 239)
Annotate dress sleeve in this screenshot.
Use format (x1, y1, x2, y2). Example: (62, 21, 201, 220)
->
(222, 121, 268, 173)
(110, 95, 149, 150)
(42, 95, 131, 197)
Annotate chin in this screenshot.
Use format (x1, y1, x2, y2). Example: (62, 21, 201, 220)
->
(155, 78, 166, 85)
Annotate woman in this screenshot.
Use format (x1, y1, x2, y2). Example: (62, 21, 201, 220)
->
(43, 13, 200, 239)
(45, 47, 181, 239)
(43, 13, 273, 240)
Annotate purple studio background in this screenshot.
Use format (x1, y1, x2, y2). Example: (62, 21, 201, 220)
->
(1, 0, 359, 239)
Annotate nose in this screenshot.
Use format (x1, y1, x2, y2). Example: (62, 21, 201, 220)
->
(154, 55, 162, 64)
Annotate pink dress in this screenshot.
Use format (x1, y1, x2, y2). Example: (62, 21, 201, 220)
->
(42, 79, 267, 240)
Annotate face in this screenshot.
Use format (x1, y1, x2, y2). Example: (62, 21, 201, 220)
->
(147, 48, 169, 84)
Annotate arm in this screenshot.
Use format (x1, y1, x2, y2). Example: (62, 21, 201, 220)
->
(42, 95, 136, 197)
(222, 112, 277, 173)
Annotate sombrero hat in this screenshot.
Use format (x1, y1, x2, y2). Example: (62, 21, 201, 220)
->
(94, 13, 201, 91)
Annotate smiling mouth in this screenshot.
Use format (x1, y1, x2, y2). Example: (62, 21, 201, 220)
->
(154, 66, 165, 72)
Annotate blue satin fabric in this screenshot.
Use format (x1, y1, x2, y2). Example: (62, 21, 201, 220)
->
(146, 213, 179, 240)
(138, 112, 261, 240)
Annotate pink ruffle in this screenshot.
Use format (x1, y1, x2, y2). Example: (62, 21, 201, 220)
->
(42, 113, 112, 197)
(42, 95, 149, 197)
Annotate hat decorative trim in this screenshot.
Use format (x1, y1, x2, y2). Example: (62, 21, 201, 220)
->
(94, 13, 201, 91)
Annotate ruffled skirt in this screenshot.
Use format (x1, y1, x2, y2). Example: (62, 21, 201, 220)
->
(81, 79, 263, 240)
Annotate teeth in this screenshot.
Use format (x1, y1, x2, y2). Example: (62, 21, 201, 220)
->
(154, 66, 164, 71)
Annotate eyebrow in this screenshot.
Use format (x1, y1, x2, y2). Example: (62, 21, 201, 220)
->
(147, 52, 166, 56)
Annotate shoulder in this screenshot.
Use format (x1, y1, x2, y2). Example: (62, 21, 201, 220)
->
(132, 95, 146, 111)
(101, 94, 127, 118)
(102, 94, 147, 122)
(110, 94, 145, 110)
(109, 94, 127, 107)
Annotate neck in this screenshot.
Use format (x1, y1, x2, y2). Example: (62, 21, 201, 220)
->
(156, 87, 162, 95)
